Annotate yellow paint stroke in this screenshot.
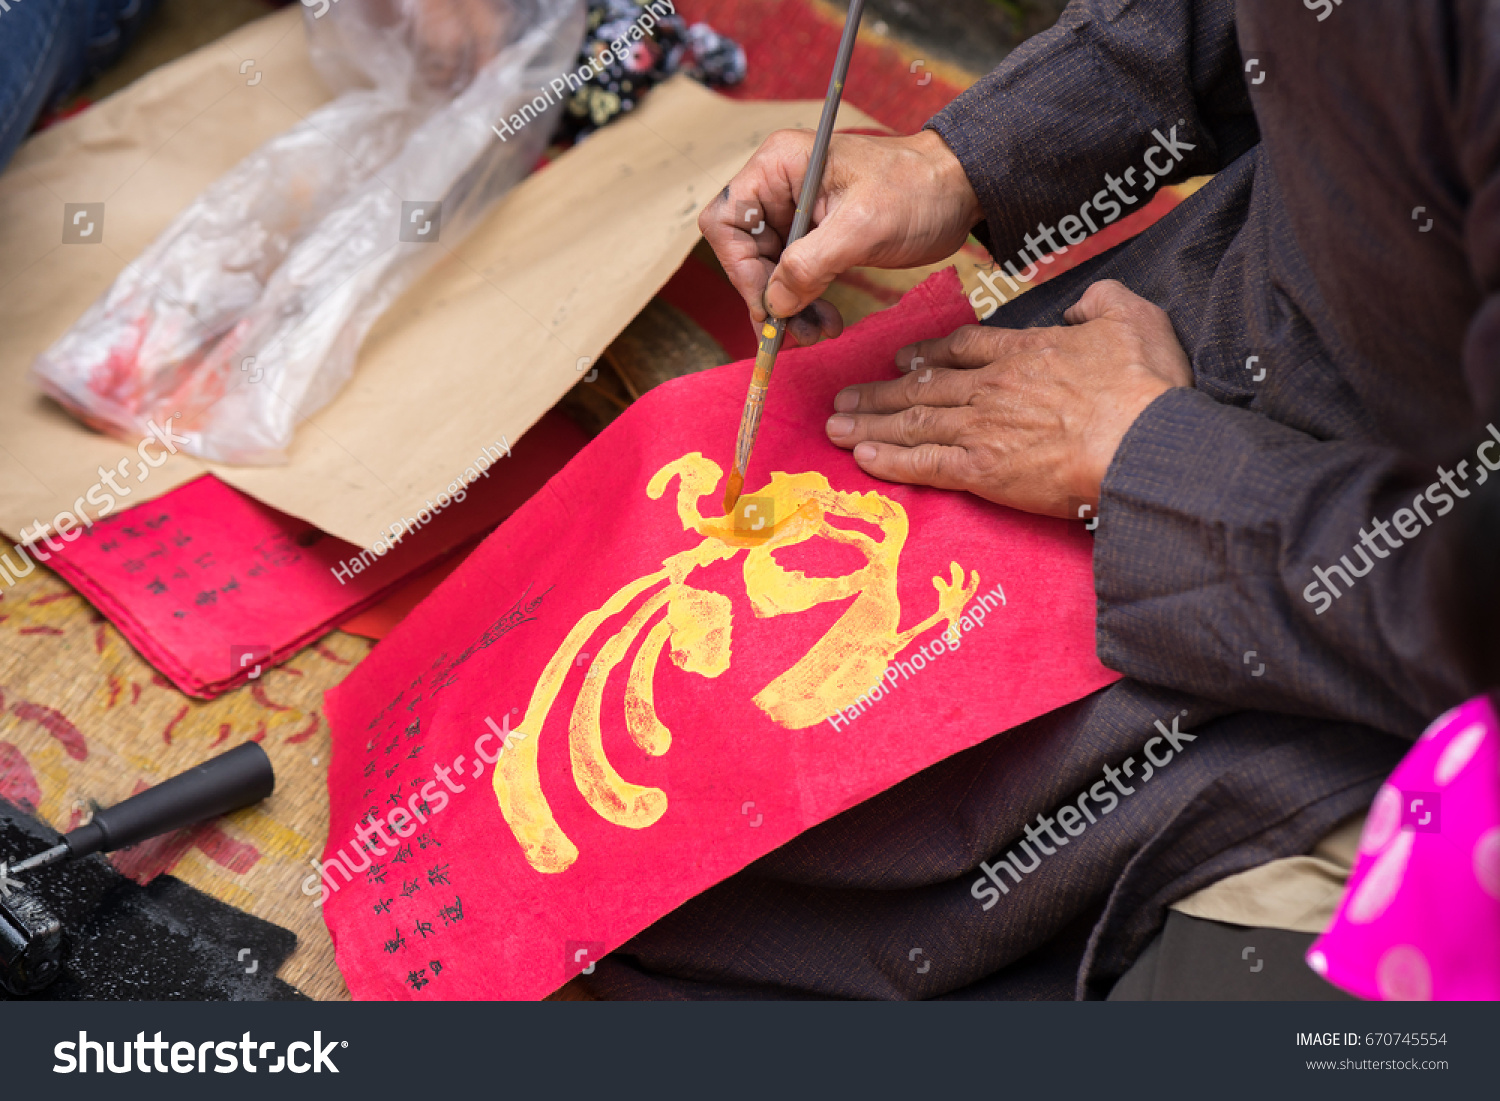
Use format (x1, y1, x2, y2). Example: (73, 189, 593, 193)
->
(493, 453, 979, 873)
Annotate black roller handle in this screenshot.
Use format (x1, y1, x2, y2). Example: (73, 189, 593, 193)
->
(62, 742, 274, 859)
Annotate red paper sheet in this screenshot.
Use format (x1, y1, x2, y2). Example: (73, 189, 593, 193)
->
(338, 534, 487, 641)
(320, 269, 1120, 1000)
(37, 412, 587, 697)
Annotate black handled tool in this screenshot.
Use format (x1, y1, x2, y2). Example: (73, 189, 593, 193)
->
(0, 742, 274, 995)
(8, 742, 275, 875)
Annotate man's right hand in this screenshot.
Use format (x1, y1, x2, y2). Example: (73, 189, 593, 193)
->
(699, 129, 983, 347)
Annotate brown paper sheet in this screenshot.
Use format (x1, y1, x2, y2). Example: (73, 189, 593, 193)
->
(0, 6, 877, 548)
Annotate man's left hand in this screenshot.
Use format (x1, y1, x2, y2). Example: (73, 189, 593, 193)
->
(823, 280, 1193, 517)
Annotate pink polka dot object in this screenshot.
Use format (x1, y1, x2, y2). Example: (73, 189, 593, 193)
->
(1307, 694, 1500, 1000)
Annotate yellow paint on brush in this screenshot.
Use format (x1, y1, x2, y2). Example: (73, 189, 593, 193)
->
(493, 452, 979, 874)
(722, 467, 744, 516)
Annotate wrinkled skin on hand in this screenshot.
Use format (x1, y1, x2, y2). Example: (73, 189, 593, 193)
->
(824, 280, 1194, 516)
(699, 129, 1193, 516)
(699, 129, 982, 348)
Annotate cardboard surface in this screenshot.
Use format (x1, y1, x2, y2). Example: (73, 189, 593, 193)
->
(0, 5, 878, 548)
(320, 270, 1120, 1000)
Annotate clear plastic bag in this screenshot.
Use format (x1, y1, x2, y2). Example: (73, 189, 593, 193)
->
(33, 0, 586, 463)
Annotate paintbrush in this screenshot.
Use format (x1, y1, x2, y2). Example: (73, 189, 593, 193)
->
(723, 0, 867, 516)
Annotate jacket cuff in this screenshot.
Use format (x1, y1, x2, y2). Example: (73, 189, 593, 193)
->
(1093, 386, 1257, 664)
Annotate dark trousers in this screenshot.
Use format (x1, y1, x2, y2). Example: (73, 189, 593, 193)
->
(0, 0, 163, 174)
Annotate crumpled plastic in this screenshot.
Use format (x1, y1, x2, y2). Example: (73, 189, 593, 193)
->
(33, 0, 587, 464)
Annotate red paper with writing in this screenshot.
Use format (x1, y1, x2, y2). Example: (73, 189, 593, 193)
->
(40, 411, 587, 697)
(321, 269, 1120, 1000)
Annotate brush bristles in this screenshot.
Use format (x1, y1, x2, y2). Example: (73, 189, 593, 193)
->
(723, 468, 744, 516)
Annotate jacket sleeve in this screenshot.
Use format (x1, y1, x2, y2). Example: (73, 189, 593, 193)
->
(927, 0, 1256, 260)
(1091, 2, 1500, 739)
(1093, 389, 1486, 738)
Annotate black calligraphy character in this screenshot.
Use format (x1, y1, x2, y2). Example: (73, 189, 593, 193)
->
(255, 533, 300, 568)
(428, 863, 451, 887)
(373, 898, 392, 915)
(417, 831, 442, 850)
(367, 863, 388, 886)
(438, 896, 464, 925)
(383, 929, 407, 954)
(171, 528, 192, 547)
(122, 558, 145, 574)
(194, 552, 215, 570)
(413, 919, 435, 940)
(391, 843, 412, 865)
(429, 960, 443, 976)
(401, 878, 421, 898)
(363, 760, 377, 778)
(406, 969, 428, 990)
(145, 577, 168, 595)
(194, 589, 217, 606)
